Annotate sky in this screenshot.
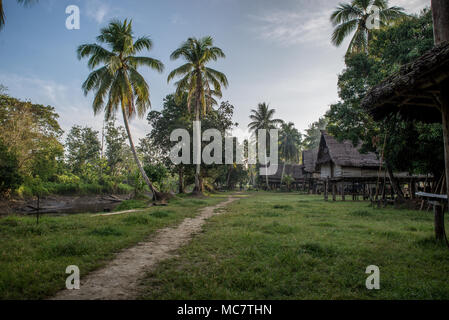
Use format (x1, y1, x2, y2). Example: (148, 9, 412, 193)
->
(0, 0, 430, 142)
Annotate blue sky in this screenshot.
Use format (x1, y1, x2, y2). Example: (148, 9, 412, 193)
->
(0, 0, 429, 141)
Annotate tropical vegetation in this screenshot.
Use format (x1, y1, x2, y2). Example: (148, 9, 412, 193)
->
(77, 19, 164, 199)
(168, 36, 228, 193)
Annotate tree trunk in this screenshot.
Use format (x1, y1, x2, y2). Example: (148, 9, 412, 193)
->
(121, 106, 159, 201)
(226, 165, 233, 190)
(386, 163, 404, 200)
(178, 166, 184, 194)
(193, 118, 201, 193)
(432, 0, 449, 45)
(264, 153, 270, 190)
(280, 162, 286, 186)
(193, 70, 203, 194)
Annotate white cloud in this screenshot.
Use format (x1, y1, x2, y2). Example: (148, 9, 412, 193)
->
(390, 0, 430, 14)
(250, 8, 333, 47)
(85, 0, 112, 24)
(250, 0, 429, 47)
(170, 13, 186, 25)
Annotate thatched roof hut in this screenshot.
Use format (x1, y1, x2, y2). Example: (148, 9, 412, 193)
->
(316, 131, 381, 179)
(302, 149, 318, 175)
(361, 41, 449, 123)
(260, 163, 304, 184)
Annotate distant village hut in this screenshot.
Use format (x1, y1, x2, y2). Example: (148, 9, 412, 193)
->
(260, 149, 321, 192)
(315, 132, 427, 202)
(261, 163, 305, 190)
(316, 131, 382, 201)
(301, 149, 321, 194)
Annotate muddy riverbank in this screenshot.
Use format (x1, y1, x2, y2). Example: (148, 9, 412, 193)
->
(0, 194, 133, 216)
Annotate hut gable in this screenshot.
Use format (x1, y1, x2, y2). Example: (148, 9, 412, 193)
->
(316, 131, 380, 170)
(302, 149, 318, 173)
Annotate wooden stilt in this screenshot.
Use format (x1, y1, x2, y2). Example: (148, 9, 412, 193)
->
(434, 203, 445, 241)
(410, 179, 416, 199)
(324, 179, 328, 201)
(352, 181, 356, 201)
(332, 182, 337, 201)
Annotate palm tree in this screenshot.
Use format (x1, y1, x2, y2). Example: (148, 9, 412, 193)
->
(77, 19, 164, 199)
(248, 103, 283, 189)
(0, 0, 37, 30)
(279, 122, 302, 184)
(303, 117, 328, 149)
(168, 36, 228, 194)
(330, 0, 406, 54)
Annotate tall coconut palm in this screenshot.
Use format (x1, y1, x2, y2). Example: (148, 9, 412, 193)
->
(77, 19, 164, 199)
(0, 0, 37, 30)
(330, 0, 406, 54)
(279, 122, 302, 184)
(248, 103, 283, 189)
(168, 36, 228, 194)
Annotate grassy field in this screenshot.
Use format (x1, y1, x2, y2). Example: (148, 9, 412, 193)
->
(140, 192, 449, 300)
(0, 194, 224, 299)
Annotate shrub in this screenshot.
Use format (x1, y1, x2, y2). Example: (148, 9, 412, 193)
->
(0, 139, 22, 195)
(56, 173, 81, 185)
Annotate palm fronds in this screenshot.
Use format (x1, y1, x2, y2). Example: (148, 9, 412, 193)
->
(330, 0, 406, 54)
(168, 36, 227, 118)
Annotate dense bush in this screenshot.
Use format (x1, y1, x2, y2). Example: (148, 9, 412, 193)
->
(0, 139, 22, 196)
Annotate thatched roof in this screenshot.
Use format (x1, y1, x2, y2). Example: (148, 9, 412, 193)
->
(302, 149, 318, 173)
(316, 131, 380, 169)
(260, 163, 304, 182)
(361, 41, 449, 123)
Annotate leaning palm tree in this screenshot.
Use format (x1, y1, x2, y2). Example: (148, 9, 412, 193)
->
(77, 19, 164, 199)
(248, 103, 283, 190)
(0, 0, 37, 30)
(279, 122, 302, 184)
(330, 0, 406, 54)
(168, 36, 228, 194)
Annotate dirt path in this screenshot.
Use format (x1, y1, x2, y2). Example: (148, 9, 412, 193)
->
(52, 197, 239, 300)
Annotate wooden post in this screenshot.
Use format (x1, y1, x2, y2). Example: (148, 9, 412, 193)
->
(441, 80, 449, 216)
(433, 1, 449, 233)
(410, 179, 416, 199)
(434, 203, 445, 241)
(361, 183, 364, 200)
(352, 181, 355, 201)
(332, 182, 337, 201)
(342, 182, 345, 201)
(324, 179, 328, 201)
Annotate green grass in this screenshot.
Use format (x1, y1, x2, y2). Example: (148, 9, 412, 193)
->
(0, 195, 223, 299)
(139, 192, 449, 300)
(113, 199, 149, 212)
